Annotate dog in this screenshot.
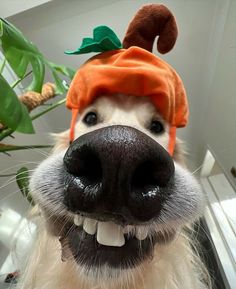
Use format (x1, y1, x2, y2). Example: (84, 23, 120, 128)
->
(18, 4, 211, 289)
(17, 94, 210, 289)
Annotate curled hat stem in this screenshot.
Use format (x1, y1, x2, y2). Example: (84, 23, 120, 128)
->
(122, 4, 178, 54)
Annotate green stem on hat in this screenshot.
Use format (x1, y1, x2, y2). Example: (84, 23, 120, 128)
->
(65, 25, 122, 55)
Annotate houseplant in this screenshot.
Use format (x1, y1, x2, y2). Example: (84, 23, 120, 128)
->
(0, 18, 75, 203)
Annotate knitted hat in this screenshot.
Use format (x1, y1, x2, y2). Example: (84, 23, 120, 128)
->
(65, 4, 188, 155)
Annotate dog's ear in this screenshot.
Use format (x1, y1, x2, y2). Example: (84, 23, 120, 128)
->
(123, 4, 178, 54)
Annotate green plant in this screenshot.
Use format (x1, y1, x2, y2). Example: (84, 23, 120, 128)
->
(0, 18, 75, 204)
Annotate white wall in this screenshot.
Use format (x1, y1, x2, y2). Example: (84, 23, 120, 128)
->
(203, 0, 236, 188)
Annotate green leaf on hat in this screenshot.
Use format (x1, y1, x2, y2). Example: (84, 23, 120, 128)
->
(65, 25, 122, 55)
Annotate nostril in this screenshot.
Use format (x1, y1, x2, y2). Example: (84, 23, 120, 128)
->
(65, 149, 102, 183)
(129, 158, 174, 222)
(79, 151, 102, 183)
(132, 161, 157, 189)
(63, 147, 103, 214)
(131, 159, 173, 189)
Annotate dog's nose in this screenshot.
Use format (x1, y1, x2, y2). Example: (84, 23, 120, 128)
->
(63, 125, 174, 222)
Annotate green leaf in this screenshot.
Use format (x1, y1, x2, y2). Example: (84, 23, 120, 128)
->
(48, 62, 76, 93)
(27, 56, 45, 92)
(0, 74, 22, 130)
(51, 70, 67, 94)
(0, 18, 75, 93)
(0, 19, 41, 81)
(16, 167, 35, 205)
(48, 61, 75, 80)
(65, 25, 122, 55)
(0, 74, 34, 133)
(16, 167, 29, 196)
(16, 103, 34, 133)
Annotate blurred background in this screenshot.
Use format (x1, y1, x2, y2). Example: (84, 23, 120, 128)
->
(0, 0, 235, 288)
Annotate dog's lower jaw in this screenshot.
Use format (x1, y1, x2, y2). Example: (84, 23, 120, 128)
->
(19, 226, 208, 289)
(59, 224, 177, 271)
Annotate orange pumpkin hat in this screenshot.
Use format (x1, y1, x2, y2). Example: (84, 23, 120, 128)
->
(65, 4, 188, 156)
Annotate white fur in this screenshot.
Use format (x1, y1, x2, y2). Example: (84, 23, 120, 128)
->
(18, 95, 210, 289)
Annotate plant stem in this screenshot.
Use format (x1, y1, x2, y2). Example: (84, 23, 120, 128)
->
(0, 98, 66, 141)
(0, 144, 52, 152)
(0, 58, 6, 74)
(0, 128, 14, 142)
(31, 98, 66, 120)
(11, 70, 33, 89)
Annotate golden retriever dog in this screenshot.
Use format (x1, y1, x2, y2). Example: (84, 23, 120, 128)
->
(17, 4, 211, 289)
(18, 95, 209, 289)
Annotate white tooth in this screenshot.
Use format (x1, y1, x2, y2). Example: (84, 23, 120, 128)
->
(97, 221, 125, 247)
(83, 218, 97, 235)
(74, 215, 83, 226)
(136, 228, 148, 240)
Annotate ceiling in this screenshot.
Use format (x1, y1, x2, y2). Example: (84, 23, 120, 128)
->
(1, 0, 51, 18)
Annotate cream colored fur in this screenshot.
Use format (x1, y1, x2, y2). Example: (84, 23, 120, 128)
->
(18, 95, 211, 289)
(19, 226, 209, 289)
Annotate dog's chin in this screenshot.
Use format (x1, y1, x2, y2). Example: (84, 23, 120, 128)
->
(59, 224, 176, 276)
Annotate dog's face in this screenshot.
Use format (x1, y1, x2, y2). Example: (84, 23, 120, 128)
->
(30, 94, 203, 278)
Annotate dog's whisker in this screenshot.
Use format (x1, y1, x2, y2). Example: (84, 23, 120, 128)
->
(0, 169, 37, 189)
(0, 188, 28, 202)
(22, 146, 51, 158)
(0, 162, 39, 174)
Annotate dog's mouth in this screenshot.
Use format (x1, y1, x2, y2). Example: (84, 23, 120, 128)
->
(59, 215, 176, 269)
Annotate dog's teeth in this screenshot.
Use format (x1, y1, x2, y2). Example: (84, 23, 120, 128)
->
(74, 215, 83, 226)
(136, 228, 148, 240)
(97, 221, 125, 247)
(83, 218, 97, 235)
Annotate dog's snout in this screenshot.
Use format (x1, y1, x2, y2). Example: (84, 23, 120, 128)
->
(63, 125, 174, 222)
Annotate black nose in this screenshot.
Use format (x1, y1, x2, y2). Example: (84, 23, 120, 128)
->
(63, 125, 174, 222)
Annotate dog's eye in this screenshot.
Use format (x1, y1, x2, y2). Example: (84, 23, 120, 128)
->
(150, 120, 164, 134)
(83, 111, 98, 126)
